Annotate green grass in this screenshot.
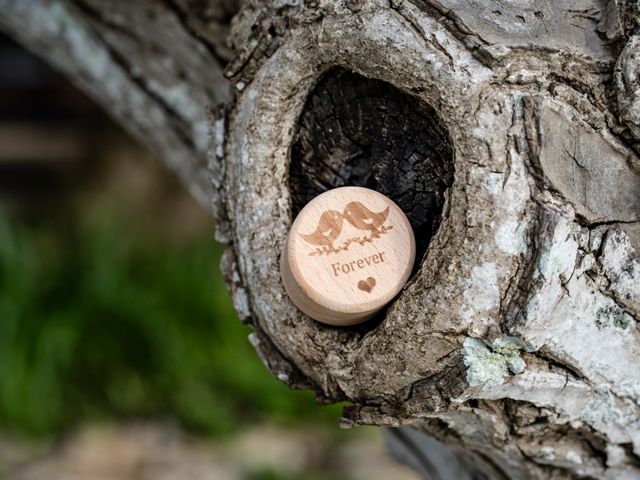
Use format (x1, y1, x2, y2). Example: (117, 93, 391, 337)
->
(0, 205, 342, 437)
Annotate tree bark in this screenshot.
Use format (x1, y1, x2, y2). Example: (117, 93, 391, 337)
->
(3, 1, 640, 478)
(0, 0, 238, 212)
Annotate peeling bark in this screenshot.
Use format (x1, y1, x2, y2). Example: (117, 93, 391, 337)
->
(2, 0, 640, 478)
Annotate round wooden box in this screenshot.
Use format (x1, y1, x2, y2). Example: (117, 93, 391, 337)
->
(281, 186, 416, 326)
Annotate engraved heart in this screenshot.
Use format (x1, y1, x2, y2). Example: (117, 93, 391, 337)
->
(357, 276, 376, 293)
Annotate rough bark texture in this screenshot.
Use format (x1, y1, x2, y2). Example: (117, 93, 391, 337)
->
(3, 1, 640, 478)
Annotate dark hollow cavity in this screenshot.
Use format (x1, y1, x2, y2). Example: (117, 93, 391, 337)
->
(289, 69, 454, 264)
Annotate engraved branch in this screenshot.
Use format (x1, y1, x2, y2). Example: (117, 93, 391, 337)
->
(309, 225, 394, 256)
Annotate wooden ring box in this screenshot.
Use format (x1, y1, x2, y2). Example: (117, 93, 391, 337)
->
(281, 186, 416, 326)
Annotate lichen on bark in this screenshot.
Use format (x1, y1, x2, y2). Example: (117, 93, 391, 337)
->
(462, 336, 533, 390)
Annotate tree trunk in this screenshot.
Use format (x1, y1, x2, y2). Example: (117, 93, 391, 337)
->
(2, 1, 640, 478)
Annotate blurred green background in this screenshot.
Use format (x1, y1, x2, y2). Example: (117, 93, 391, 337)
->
(0, 33, 341, 437)
(0, 34, 416, 480)
(0, 175, 341, 438)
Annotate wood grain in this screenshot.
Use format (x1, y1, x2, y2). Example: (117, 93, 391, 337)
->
(281, 186, 415, 326)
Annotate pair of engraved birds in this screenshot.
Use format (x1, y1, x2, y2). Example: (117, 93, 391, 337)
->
(301, 201, 390, 251)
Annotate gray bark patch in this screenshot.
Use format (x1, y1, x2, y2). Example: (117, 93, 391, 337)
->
(524, 96, 640, 224)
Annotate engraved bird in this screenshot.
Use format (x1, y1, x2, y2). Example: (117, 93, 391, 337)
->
(300, 210, 344, 251)
(343, 201, 389, 233)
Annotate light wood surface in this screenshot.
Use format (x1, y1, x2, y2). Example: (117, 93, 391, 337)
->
(281, 186, 416, 326)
